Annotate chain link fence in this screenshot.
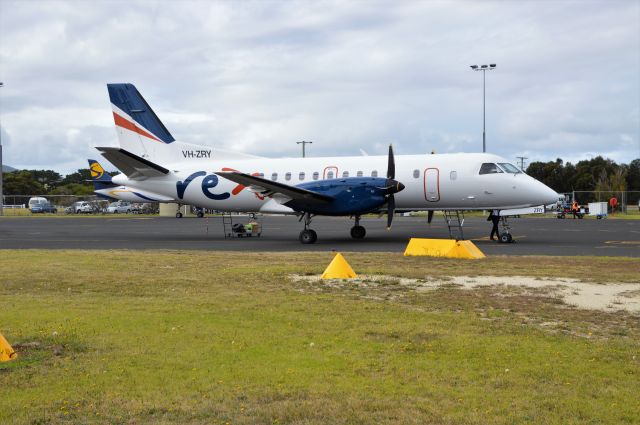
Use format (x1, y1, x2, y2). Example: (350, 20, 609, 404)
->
(1, 194, 159, 216)
(562, 191, 640, 214)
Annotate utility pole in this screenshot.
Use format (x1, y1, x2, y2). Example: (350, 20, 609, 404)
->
(296, 140, 313, 158)
(516, 156, 528, 171)
(469, 64, 496, 153)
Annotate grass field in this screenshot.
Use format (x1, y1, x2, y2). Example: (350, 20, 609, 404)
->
(1, 251, 639, 424)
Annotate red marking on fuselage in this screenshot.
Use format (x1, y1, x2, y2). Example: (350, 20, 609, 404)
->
(221, 167, 265, 199)
(113, 112, 162, 143)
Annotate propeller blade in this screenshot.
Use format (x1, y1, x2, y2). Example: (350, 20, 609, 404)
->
(387, 195, 395, 229)
(387, 144, 395, 179)
(428, 210, 434, 224)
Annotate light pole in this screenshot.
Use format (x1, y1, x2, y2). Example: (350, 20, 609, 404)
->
(296, 140, 313, 158)
(470, 64, 496, 153)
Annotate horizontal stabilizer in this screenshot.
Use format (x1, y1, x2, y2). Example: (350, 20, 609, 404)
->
(217, 171, 334, 205)
(96, 147, 169, 180)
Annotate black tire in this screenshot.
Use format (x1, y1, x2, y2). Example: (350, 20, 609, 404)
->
(197, 212, 204, 218)
(500, 233, 510, 243)
(126, 209, 131, 214)
(176, 212, 183, 218)
(506, 234, 513, 243)
(350, 225, 366, 239)
(299, 229, 317, 244)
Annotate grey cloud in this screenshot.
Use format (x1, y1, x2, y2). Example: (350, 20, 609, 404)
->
(0, 0, 638, 174)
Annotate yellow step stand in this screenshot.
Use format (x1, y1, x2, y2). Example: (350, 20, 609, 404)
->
(404, 238, 485, 259)
(0, 333, 18, 362)
(322, 253, 357, 279)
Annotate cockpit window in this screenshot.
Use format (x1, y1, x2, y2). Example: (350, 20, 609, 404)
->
(479, 163, 503, 175)
(498, 163, 522, 174)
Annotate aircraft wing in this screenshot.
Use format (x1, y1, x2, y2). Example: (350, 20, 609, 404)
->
(216, 171, 334, 205)
(96, 147, 170, 180)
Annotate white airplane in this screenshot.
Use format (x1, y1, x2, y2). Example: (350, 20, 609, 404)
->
(97, 83, 559, 244)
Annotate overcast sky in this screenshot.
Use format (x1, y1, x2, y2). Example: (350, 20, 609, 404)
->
(1, 0, 639, 174)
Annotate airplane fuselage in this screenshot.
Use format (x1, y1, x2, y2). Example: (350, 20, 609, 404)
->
(111, 152, 558, 214)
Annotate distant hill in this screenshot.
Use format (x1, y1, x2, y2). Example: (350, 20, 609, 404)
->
(2, 164, 17, 172)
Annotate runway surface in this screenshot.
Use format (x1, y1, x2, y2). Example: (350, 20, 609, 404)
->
(1, 215, 639, 256)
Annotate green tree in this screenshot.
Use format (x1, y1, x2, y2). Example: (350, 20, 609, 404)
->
(61, 168, 93, 185)
(2, 170, 45, 195)
(626, 159, 640, 191)
(526, 158, 572, 192)
(26, 170, 62, 193)
(572, 156, 619, 191)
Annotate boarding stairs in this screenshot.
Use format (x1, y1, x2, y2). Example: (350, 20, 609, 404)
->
(443, 210, 465, 240)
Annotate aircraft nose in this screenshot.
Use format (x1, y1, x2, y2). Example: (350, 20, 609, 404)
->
(537, 181, 559, 205)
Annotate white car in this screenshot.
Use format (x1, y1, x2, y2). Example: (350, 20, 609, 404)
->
(106, 202, 132, 214)
(73, 201, 94, 214)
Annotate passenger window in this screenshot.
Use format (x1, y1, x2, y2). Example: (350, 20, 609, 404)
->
(327, 171, 334, 179)
(257, 172, 264, 178)
(479, 163, 503, 175)
(450, 171, 457, 180)
(313, 172, 319, 180)
(271, 172, 278, 181)
(371, 170, 378, 177)
(299, 172, 305, 180)
(342, 171, 349, 178)
(413, 169, 420, 178)
(285, 172, 291, 181)
(357, 171, 363, 177)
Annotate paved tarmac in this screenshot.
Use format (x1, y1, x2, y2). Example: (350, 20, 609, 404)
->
(0, 214, 639, 256)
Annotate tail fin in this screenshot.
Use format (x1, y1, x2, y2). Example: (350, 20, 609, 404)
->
(108, 84, 175, 156)
(88, 159, 114, 191)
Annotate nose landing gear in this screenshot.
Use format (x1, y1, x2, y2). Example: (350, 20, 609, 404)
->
(498, 217, 514, 243)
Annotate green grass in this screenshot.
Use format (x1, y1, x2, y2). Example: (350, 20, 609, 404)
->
(1, 251, 639, 424)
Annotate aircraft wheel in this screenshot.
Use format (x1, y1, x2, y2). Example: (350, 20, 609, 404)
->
(500, 233, 511, 243)
(299, 229, 317, 244)
(197, 211, 204, 218)
(176, 212, 183, 218)
(350, 225, 366, 239)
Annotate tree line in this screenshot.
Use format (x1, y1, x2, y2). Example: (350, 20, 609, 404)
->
(2, 168, 119, 196)
(525, 156, 639, 194)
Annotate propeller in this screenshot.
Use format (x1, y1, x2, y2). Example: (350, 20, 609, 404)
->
(384, 144, 405, 229)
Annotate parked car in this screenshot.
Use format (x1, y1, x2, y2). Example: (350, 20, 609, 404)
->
(31, 203, 58, 214)
(73, 201, 94, 214)
(28, 197, 49, 210)
(106, 201, 132, 214)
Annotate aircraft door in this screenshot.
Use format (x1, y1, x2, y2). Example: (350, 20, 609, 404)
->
(424, 168, 440, 202)
(323, 166, 338, 179)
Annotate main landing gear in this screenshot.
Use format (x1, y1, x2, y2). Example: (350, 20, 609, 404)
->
(176, 203, 183, 218)
(299, 213, 317, 244)
(350, 215, 366, 239)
